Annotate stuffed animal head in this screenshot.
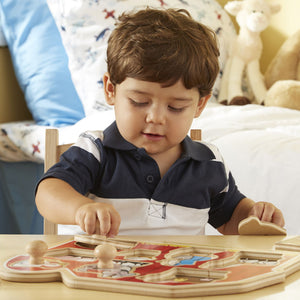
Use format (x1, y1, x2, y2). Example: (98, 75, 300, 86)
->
(264, 30, 300, 110)
(265, 30, 300, 87)
(225, 0, 281, 33)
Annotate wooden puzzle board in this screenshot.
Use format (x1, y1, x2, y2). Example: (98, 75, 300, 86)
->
(1, 235, 300, 298)
(276, 236, 300, 252)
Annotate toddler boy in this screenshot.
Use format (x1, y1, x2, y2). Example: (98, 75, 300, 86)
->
(36, 8, 284, 236)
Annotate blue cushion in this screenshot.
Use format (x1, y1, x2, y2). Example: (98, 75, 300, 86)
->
(0, 0, 85, 126)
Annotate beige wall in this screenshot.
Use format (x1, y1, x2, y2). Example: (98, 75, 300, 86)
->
(217, 0, 300, 72)
(0, 48, 32, 123)
(261, 0, 300, 72)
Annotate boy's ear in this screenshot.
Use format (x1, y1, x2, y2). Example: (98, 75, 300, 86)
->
(103, 72, 115, 105)
(194, 94, 210, 118)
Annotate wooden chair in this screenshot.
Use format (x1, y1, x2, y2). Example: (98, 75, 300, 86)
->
(43, 129, 73, 234)
(190, 129, 201, 141)
(43, 128, 201, 234)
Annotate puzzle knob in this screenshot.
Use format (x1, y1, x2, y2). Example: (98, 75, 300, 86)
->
(94, 244, 117, 269)
(25, 240, 48, 265)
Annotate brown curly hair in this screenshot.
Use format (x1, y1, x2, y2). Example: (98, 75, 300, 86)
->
(107, 8, 220, 97)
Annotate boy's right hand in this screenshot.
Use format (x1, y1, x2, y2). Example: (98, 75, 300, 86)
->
(75, 202, 121, 237)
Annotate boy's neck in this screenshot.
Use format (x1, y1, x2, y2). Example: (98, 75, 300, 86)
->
(149, 144, 182, 178)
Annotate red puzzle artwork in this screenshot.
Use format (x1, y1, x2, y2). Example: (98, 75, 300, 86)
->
(1, 235, 300, 297)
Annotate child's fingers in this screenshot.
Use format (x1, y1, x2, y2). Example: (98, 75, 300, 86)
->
(95, 207, 121, 237)
(75, 210, 86, 233)
(260, 204, 275, 223)
(250, 202, 285, 228)
(261, 206, 285, 227)
(249, 202, 264, 219)
(97, 209, 112, 236)
(84, 211, 97, 234)
(94, 220, 101, 235)
(75, 203, 121, 236)
(108, 211, 121, 237)
(271, 209, 285, 227)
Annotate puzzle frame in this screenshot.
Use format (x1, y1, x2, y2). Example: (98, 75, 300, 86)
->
(1, 235, 300, 298)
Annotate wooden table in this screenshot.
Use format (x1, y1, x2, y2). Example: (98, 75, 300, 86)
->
(1, 235, 300, 299)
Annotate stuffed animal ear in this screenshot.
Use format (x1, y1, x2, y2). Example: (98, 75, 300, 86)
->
(224, 1, 243, 16)
(270, 4, 281, 15)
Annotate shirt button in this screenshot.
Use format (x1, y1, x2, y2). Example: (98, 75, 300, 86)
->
(134, 153, 141, 160)
(146, 175, 154, 183)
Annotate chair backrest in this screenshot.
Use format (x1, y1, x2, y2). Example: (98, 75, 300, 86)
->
(43, 129, 73, 234)
(190, 129, 202, 141)
(43, 128, 201, 234)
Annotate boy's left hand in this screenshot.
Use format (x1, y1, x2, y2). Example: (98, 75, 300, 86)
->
(248, 201, 285, 228)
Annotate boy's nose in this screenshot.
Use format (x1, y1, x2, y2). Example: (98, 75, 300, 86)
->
(145, 105, 165, 124)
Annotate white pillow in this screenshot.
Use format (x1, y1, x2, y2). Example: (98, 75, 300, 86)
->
(48, 0, 236, 116)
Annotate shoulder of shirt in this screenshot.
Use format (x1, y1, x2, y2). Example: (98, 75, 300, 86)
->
(184, 137, 223, 163)
(79, 130, 104, 142)
(71, 130, 104, 162)
(192, 139, 224, 163)
(197, 140, 230, 180)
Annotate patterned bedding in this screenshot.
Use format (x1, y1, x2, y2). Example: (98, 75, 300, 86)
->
(1, 101, 300, 162)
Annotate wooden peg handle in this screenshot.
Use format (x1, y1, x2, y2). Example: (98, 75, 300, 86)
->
(25, 240, 48, 265)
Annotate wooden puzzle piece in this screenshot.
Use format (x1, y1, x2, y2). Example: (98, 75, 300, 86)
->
(238, 216, 286, 235)
(74, 234, 136, 249)
(276, 236, 300, 252)
(1, 237, 300, 298)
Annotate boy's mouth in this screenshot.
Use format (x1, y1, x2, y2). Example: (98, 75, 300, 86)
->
(142, 132, 164, 141)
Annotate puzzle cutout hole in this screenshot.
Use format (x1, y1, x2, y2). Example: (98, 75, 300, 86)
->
(120, 249, 161, 260)
(239, 251, 281, 266)
(140, 268, 227, 283)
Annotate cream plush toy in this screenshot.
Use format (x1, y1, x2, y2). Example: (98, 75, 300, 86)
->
(218, 0, 281, 105)
(264, 30, 300, 111)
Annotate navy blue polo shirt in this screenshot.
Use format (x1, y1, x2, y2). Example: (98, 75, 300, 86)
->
(42, 122, 245, 235)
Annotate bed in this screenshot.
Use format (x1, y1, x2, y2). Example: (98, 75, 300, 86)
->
(0, 0, 299, 235)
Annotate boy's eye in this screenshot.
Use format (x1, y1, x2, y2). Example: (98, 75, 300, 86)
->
(168, 106, 185, 112)
(129, 98, 148, 106)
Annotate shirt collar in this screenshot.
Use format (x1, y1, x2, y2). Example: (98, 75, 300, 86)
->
(181, 136, 215, 161)
(103, 122, 137, 151)
(103, 121, 215, 161)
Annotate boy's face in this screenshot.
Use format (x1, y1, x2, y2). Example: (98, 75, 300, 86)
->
(104, 74, 209, 159)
